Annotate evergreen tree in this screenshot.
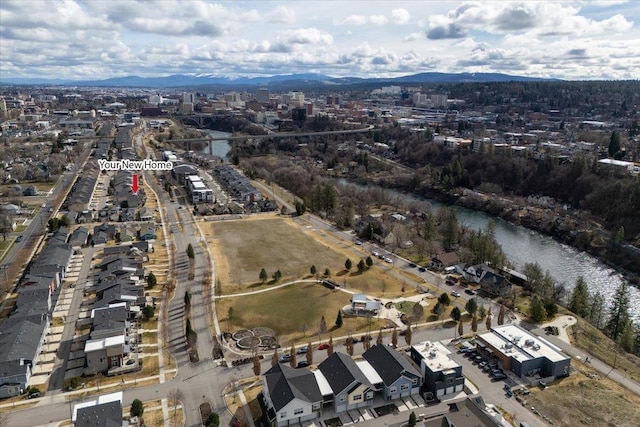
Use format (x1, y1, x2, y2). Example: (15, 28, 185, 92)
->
(310, 265, 316, 276)
(319, 316, 327, 338)
(146, 271, 157, 288)
(357, 259, 366, 273)
(186, 243, 195, 259)
(345, 258, 352, 271)
(589, 291, 606, 328)
(365, 256, 373, 268)
(130, 399, 144, 417)
(335, 310, 343, 328)
(438, 293, 451, 306)
(530, 297, 547, 323)
(465, 298, 478, 316)
(608, 131, 621, 157)
(569, 276, 590, 318)
(259, 268, 268, 283)
(451, 306, 461, 323)
(605, 281, 631, 341)
(619, 323, 635, 353)
(408, 411, 417, 427)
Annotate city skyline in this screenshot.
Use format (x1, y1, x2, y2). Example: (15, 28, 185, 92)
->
(1, 0, 639, 82)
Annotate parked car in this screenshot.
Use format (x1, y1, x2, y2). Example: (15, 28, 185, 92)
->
(446, 280, 456, 286)
(296, 346, 308, 354)
(279, 354, 291, 363)
(465, 289, 477, 295)
(372, 251, 380, 257)
(408, 262, 417, 268)
(296, 361, 310, 368)
(318, 343, 329, 350)
(451, 291, 461, 297)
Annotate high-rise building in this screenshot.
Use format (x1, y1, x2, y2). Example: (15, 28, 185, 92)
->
(182, 92, 195, 104)
(256, 88, 270, 103)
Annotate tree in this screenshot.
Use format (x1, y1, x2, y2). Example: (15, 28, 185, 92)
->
(471, 314, 478, 333)
(569, 276, 590, 318)
(184, 291, 191, 309)
(432, 302, 445, 320)
(289, 344, 297, 368)
(146, 271, 157, 288)
(130, 399, 144, 417)
(498, 305, 505, 325)
(619, 323, 635, 353)
(253, 353, 261, 376)
(404, 326, 412, 346)
(310, 265, 316, 276)
(327, 336, 334, 355)
(272, 270, 282, 282)
(544, 299, 558, 317)
(324, 268, 331, 277)
(486, 308, 492, 330)
(465, 298, 478, 316)
(306, 341, 313, 365)
(605, 281, 631, 341)
(271, 346, 279, 367)
(142, 305, 155, 319)
(377, 328, 383, 346)
(294, 201, 306, 216)
(478, 305, 487, 320)
(0, 215, 12, 241)
(168, 389, 184, 418)
(458, 319, 464, 337)
(346, 337, 354, 356)
(411, 302, 424, 324)
(438, 293, 451, 306)
(335, 310, 343, 328)
(608, 130, 621, 157)
(259, 268, 268, 284)
(589, 291, 606, 328)
(186, 243, 195, 260)
(319, 316, 327, 339)
(357, 259, 366, 273)
(365, 256, 373, 268)
(530, 297, 547, 323)
(408, 411, 417, 427)
(205, 413, 220, 427)
(442, 208, 459, 251)
(391, 327, 398, 348)
(450, 306, 461, 323)
(345, 258, 352, 271)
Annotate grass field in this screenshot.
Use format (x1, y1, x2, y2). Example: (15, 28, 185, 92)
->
(205, 216, 415, 298)
(216, 281, 390, 345)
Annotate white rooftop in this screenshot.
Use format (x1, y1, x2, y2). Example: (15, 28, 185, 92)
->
(191, 181, 207, 190)
(84, 335, 125, 352)
(312, 369, 333, 396)
(412, 341, 460, 372)
(356, 360, 383, 385)
(187, 175, 203, 182)
(480, 324, 568, 363)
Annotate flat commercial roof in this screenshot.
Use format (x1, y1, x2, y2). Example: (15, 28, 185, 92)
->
(412, 341, 460, 372)
(480, 325, 568, 363)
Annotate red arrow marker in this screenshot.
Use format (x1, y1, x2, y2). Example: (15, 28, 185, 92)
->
(131, 173, 139, 195)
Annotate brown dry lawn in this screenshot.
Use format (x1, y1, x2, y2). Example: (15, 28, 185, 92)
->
(204, 216, 416, 298)
(216, 282, 391, 345)
(525, 361, 640, 427)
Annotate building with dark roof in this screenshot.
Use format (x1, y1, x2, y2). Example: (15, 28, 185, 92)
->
(410, 341, 465, 401)
(316, 352, 374, 413)
(362, 344, 421, 401)
(262, 364, 323, 427)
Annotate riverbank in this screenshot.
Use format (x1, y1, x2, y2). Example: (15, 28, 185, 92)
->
(421, 185, 640, 288)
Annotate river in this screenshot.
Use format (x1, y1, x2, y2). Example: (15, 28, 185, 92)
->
(336, 180, 640, 322)
(201, 130, 232, 159)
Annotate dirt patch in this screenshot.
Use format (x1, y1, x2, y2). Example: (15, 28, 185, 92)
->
(524, 362, 640, 427)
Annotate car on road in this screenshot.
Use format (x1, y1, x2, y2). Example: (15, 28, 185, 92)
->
(408, 262, 417, 268)
(465, 289, 477, 295)
(296, 361, 310, 368)
(296, 346, 308, 354)
(372, 251, 379, 257)
(384, 257, 393, 263)
(492, 373, 508, 380)
(355, 240, 362, 245)
(279, 354, 291, 363)
(15, 235, 23, 242)
(318, 343, 329, 350)
(451, 291, 461, 297)
(418, 267, 426, 272)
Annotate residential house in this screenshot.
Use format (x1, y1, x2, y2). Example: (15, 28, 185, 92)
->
(430, 252, 459, 271)
(69, 226, 89, 248)
(316, 352, 375, 413)
(458, 263, 512, 297)
(362, 344, 422, 400)
(139, 223, 156, 241)
(72, 391, 127, 427)
(262, 364, 323, 427)
(410, 341, 465, 401)
(138, 207, 154, 221)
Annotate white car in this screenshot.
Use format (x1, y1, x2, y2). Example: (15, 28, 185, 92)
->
(451, 291, 461, 297)
(384, 257, 393, 263)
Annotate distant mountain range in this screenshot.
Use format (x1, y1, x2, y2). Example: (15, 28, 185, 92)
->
(0, 72, 554, 88)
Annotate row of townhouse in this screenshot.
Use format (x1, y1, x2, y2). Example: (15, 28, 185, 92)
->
(213, 164, 262, 202)
(0, 228, 73, 398)
(262, 342, 465, 427)
(171, 162, 214, 204)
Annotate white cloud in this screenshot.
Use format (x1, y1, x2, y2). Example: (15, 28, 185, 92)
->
(340, 14, 388, 25)
(282, 28, 333, 45)
(266, 6, 296, 24)
(392, 8, 411, 25)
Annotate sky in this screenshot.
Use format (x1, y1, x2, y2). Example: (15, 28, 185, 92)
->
(1, 0, 639, 81)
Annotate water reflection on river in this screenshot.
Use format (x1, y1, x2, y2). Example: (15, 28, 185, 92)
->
(337, 180, 639, 321)
(201, 130, 231, 159)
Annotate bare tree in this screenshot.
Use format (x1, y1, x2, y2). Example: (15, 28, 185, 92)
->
(486, 308, 492, 330)
(306, 341, 313, 365)
(289, 344, 297, 368)
(498, 305, 505, 325)
(346, 337, 354, 356)
(253, 353, 261, 376)
(471, 315, 478, 334)
(271, 346, 279, 367)
(391, 327, 398, 348)
(327, 337, 334, 356)
(376, 328, 383, 346)
(404, 326, 412, 346)
(458, 319, 464, 338)
(168, 389, 184, 418)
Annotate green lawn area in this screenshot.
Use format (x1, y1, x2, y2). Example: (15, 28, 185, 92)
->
(395, 300, 416, 313)
(217, 281, 388, 345)
(14, 225, 27, 233)
(0, 240, 12, 252)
